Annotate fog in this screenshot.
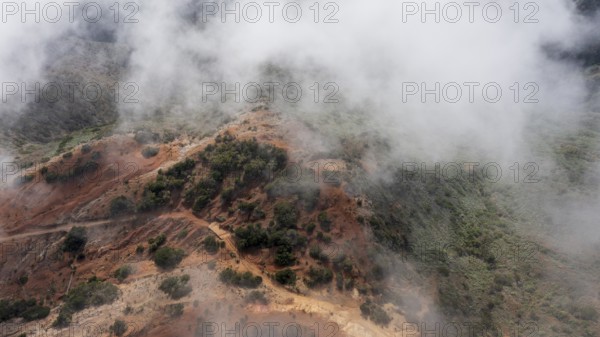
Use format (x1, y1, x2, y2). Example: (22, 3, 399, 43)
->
(1, 0, 596, 160)
(1, 0, 599, 332)
(115, 0, 593, 163)
(110, 0, 599, 253)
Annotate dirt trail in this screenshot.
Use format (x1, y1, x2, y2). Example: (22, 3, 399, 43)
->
(207, 222, 395, 337)
(0, 217, 138, 243)
(150, 210, 397, 336)
(0, 110, 399, 336)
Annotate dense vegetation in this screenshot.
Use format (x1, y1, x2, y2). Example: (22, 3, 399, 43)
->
(159, 275, 192, 299)
(113, 265, 133, 282)
(245, 291, 268, 305)
(138, 135, 288, 214)
(309, 245, 329, 263)
(166, 303, 184, 317)
(274, 268, 297, 286)
(137, 174, 183, 212)
(233, 219, 308, 267)
(142, 146, 160, 158)
(317, 212, 332, 232)
(203, 236, 220, 254)
(109, 196, 134, 217)
(0, 299, 50, 322)
(54, 278, 119, 327)
(352, 159, 596, 332)
(148, 234, 167, 253)
(273, 202, 298, 228)
(110, 319, 128, 336)
(305, 266, 333, 288)
(360, 299, 392, 326)
(41, 159, 100, 184)
(62, 226, 88, 253)
(186, 134, 287, 213)
(153, 247, 185, 269)
(137, 159, 195, 212)
(219, 268, 262, 288)
(234, 224, 268, 251)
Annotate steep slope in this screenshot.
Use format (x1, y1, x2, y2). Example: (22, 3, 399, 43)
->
(1, 107, 600, 337)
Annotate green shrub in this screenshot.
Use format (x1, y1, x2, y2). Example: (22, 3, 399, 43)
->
(110, 319, 128, 336)
(332, 255, 353, 273)
(234, 224, 268, 251)
(221, 187, 235, 204)
(203, 236, 220, 254)
(159, 275, 192, 299)
(250, 208, 266, 221)
(185, 178, 219, 212)
(305, 266, 333, 288)
(17, 274, 28, 286)
(336, 272, 344, 291)
(75, 161, 100, 176)
(274, 246, 296, 266)
(309, 245, 329, 263)
(113, 265, 133, 282)
(306, 223, 316, 235)
(137, 178, 172, 212)
(245, 291, 269, 305)
(316, 232, 332, 244)
(275, 268, 297, 285)
(192, 195, 211, 212)
(44, 171, 59, 183)
(243, 159, 267, 181)
(268, 229, 306, 249)
(176, 229, 188, 240)
(18, 174, 35, 185)
(142, 146, 160, 158)
(165, 158, 195, 179)
(360, 300, 391, 326)
(68, 279, 119, 308)
(166, 303, 184, 317)
(153, 247, 185, 269)
(109, 196, 134, 217)
(318, 212, 332, 232)
(137, 171, 188, 212)
(0, 299, 50, 323)
(219, 268, 262, 288)
(238, 201, 258, 215)
(163, 131, 176, 143)
(200, 136, 287, 184)
(134, 130, 159, 144)
(81, 144, 92, 154)
(148, 234, 167, 253)
(54, 279, 119, 327)
(180, 137, 288, 215)
(124, 306, 133, 315)
(53, 311, 72, 327)
(493, 273, 512, 287)
(62, 227, 87, 253)
(274, 202, 298, 229)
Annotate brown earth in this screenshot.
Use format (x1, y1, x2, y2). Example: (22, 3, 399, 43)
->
(0, 109, 404, 337)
